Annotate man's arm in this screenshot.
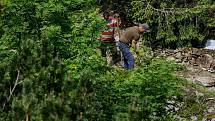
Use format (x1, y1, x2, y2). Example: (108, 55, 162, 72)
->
(131, 33, 140, 50)
(131, 40, 138, 50)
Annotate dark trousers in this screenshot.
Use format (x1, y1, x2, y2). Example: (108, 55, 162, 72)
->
(118, 41, 134, 69)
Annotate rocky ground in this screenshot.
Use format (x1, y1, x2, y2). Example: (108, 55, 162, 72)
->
(154, 47, 215, 88)
(154, 47, 215, 121)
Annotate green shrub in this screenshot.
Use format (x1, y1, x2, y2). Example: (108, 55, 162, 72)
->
(0, 0, 186, 120)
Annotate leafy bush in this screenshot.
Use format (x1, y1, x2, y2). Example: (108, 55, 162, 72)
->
(0, 0, 103, 120)
(0, 0, 186, 120)
(85, 58, 184, 120)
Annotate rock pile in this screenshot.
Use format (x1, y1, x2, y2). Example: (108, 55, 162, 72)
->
(154, 48, 215, 87)
(157, 48, 215, 70)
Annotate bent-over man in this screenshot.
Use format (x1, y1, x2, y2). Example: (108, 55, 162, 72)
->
(118, 24, 150, 69)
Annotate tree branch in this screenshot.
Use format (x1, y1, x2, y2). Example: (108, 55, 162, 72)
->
(3, 69, 22, 109)
(146, 2, 175, 14)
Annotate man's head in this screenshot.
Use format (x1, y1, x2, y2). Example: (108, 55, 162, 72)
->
(110, 10, 120, 18)
(138, 23, 150, 33)
(103, 11, 110, 20)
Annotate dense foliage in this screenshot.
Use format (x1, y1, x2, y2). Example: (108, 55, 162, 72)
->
(0, 0, 213, 121)
(99, 0, 215, 49)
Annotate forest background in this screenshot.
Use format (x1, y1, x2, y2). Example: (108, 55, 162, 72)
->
(0, 0, 215, 120)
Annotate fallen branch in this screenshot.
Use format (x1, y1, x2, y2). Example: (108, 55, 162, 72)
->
(3, 69, 22, 109)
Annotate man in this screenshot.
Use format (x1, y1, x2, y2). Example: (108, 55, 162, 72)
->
(97, 11, 121, 66)
(118, 23, 150, 69)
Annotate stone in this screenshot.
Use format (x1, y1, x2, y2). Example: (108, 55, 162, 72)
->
(207, 107, 215, 113)
(175, 52, 182, 59)
(191, 116, 198, 120)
